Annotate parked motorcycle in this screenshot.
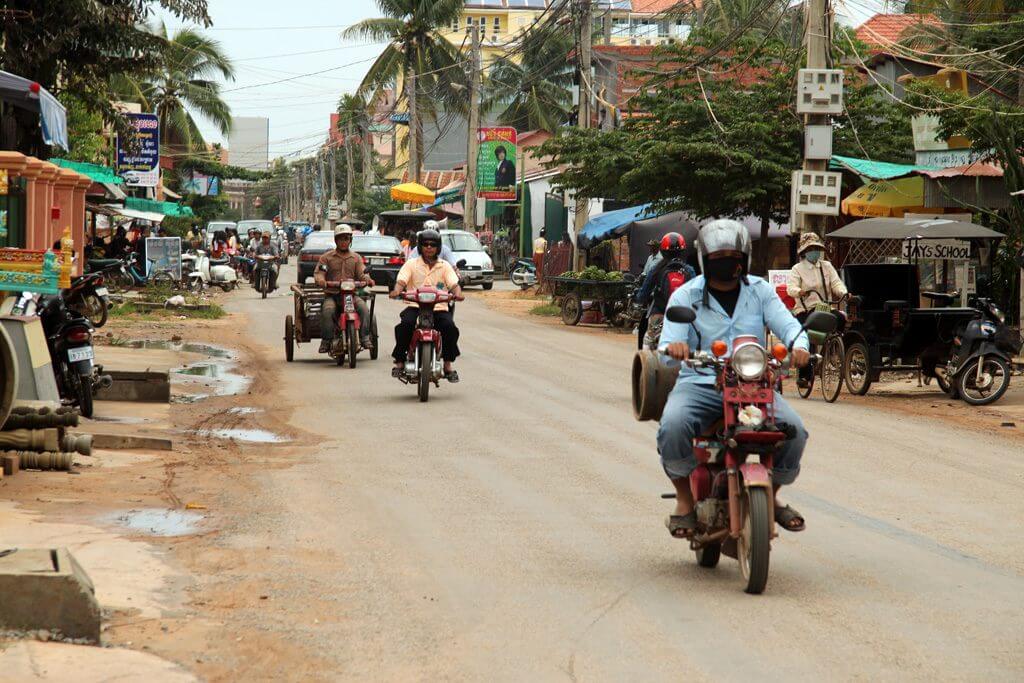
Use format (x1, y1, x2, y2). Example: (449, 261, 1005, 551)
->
(508, 257, 537, 289)
(941, 294, 1021, 405)
(322, 280, 378, 368)
(33, 293, 112, 418)
(65, 272, 110, 328)
(396, 286, 463, 402)
(183, 251, 238, 292)
(254, 254, 278, 299)
(633, 306, 836, 593)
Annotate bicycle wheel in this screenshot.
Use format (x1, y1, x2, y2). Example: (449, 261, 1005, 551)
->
(820, 335, 844, 403)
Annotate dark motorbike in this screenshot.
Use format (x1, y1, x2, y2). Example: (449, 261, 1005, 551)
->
(940, 294, 1021, 405)
(34, 293, 112, 418)
(254, 254, 278, 299)
(323, 280, 377, 368)
(65, 272, 111, 328)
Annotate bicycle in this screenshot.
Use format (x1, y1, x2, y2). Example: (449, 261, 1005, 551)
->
(796, 295, 848, 403)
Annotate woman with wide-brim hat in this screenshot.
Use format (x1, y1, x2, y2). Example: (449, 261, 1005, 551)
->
(787, 231, 847, 387)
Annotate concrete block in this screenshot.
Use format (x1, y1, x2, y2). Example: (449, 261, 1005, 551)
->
(94, 370, 170, 403)
(0, 547, 101, 641)
(2, 453, 18, 476)
(0, 316, 60, 403)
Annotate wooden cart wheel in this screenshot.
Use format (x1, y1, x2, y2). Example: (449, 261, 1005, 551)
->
(284, 315, 294, 362)
(844, 341, 872, 395)
(561, 292, 583, 326)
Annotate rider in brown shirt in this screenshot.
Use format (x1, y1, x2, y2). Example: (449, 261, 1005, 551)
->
(315, 225, 374, 352)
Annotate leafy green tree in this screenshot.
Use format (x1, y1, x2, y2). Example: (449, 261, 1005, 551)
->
(539, 39, 913, 272)
(0, 1, 210, 156)
(350, 188, 402, 224)
(344, 0, 467, 183)
(482, 25, 574, 133)
(59, 93, 107, 164)
(112, 22, 235, 153)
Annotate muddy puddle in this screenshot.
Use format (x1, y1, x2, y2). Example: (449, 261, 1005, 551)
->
(195, 428, 289, 443)
(106, 509, 204, 537)
(227, 407, 262, 415)
(127, 339, 249, 401)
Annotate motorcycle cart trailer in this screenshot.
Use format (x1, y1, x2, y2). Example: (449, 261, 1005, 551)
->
(549, 274, 637, 328)
(284, 284, 379, 363)
(828, 217, 1010, 398)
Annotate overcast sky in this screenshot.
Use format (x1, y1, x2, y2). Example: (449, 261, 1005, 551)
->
(172, 0, 888, 161)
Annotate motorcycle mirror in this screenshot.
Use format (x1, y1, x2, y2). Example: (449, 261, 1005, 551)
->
(803, 310, 838, 335)
(456, 259, 468, 269)
(665, 306, 696, 324)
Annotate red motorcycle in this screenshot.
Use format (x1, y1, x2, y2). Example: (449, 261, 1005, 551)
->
(397, 285, 463, 402)
(323, 279, 377, 368)
(653, 306, 835, 594)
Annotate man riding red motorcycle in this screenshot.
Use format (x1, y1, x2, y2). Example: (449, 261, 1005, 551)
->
(389, 228, 463, 383)
(658, 219, 811, 539)
(315, 225, 374, 352)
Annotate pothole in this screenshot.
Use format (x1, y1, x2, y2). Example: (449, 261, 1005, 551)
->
(105, 509, 204, 537)
(195, 428, 289, 443)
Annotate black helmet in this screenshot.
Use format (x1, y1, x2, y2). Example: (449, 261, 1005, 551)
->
(417, 228, 441, 250)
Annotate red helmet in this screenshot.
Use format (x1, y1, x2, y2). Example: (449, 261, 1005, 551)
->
(659, 232, 686, 257)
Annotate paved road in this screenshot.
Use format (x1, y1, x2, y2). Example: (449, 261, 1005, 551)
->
(227, 263, 1024, 681)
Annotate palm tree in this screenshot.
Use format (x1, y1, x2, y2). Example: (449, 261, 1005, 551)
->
(113, 22, 235, 153)
(337, 93, 366, 211)
(344, 0, 467, 183)
(481, 26, 574, 134)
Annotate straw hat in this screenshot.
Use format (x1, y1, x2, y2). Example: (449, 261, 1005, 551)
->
(797, 231, 826, 255)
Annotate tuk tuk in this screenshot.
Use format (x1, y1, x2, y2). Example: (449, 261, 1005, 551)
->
(828, 217, 1004, 395)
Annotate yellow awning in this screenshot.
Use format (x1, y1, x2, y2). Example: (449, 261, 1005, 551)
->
(390, 182, 434, 204)
(841, 176, 940, 218)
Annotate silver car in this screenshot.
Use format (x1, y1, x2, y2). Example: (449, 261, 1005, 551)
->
(440, 230, 494, 290)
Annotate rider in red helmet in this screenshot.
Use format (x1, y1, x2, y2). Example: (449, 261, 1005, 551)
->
(635, 232, 696, 349)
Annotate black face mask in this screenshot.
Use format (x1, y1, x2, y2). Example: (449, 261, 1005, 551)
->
(703, 257, 744, 282)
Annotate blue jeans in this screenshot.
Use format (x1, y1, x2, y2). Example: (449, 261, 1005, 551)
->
(656, 383, 805, 486)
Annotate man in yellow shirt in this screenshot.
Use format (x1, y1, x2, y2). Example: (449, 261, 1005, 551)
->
(389, 229, 464, 382)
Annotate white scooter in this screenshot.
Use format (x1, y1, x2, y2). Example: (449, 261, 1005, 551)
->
(183, 251, 238, 292)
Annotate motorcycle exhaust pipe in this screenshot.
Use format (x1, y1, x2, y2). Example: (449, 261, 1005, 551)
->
(94, 374, 113, 390)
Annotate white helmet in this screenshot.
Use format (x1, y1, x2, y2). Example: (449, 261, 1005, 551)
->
(334, 224, 353, 237)
(423, 219, 441, 231)
(696, 219, 752, 274)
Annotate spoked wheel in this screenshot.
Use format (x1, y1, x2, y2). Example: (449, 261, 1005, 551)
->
(84, 294, 108, 328)
(417, 341, 433, 402)
(695, 542, 721, 568)
(843, 341, 873, 395)
(561, 293, 583, 326)
(820, 335, 844, 403)
(738, 487, 771, 594)
(346, 320, 358, 369)
(956, 356, 1011, 406)
(284, 315, 294, 362)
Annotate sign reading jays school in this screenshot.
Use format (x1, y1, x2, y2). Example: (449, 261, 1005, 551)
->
(476, 127, 517, 201)
(116, 113, 160, 187)
(902, 238, 971, 261)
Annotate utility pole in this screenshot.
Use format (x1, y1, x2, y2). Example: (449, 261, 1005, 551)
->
(800, 0, 830, 238)
(407, 66, 420, 184)
(318, 150, 328, 228)
(361, 108, 375, 192)
(572, 0, 592, 269)
(464, 22, 481, 232)
(345, 118, 355, 214)
(330, 144, 337, 203)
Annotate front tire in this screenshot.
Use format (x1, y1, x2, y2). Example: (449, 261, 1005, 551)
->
(956, 356, 1011, 406)
(418, 342, 433, 402)
(738, 487, 771, 594)
(695, 543, 721, 568)
(285, 315, 294, 362)
(844, 341, 873, 395)
(346, 320, 358, 369)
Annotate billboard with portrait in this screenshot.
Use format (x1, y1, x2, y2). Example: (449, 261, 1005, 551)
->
(476, 127, 517, 201)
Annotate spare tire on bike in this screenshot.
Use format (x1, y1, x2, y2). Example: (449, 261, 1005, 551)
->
(632, 350, 679, 422)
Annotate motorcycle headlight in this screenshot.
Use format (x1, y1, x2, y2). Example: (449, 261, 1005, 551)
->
(990, 304, 1005, 323)
(417, 292, 437, 304)
(731, 343, 768, 381)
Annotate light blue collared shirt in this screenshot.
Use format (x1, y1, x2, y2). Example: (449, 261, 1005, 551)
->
(659, 275, 809, 385)
(409, 244, 457, 267)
